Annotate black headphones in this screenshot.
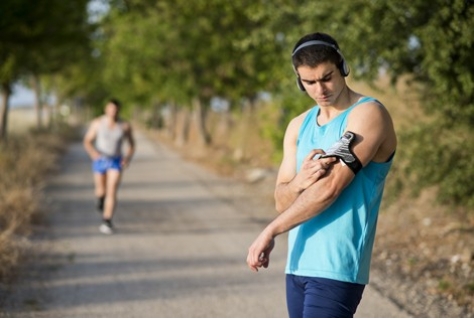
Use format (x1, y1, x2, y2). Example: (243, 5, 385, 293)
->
(291, 40, 350, 91)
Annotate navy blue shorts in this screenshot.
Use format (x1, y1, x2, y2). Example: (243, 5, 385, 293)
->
(92, 156, 122, 174)
(286, 274, 365, 318)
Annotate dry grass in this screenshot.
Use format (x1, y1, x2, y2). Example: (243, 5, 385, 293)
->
(8, 107, 38, 134)
(0, 124, 76, 283)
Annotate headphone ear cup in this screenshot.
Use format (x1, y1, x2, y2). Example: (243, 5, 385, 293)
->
(296, 77, 305, 91)
(340, 60, 350, 77)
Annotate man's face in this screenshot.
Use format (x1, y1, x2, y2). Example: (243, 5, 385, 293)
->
(105, 102, 119, 118)
(297, 61, 345, 107)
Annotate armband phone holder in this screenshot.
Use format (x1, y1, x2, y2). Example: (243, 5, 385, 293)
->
(320, 131, 362, 174)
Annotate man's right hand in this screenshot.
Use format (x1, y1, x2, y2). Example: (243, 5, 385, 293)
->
(291, 149, 337, 193)
(91, 152, 102, 161)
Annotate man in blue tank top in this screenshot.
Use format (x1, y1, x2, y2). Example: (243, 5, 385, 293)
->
(247, 32, 397, 317)
(83, 99, 135, 234)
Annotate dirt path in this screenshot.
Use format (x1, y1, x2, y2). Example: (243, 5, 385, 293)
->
(2, 130, 410, 317)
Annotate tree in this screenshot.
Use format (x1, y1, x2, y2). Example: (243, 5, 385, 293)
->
(0, 0, 91, 139)
(100, 0, 287, 145)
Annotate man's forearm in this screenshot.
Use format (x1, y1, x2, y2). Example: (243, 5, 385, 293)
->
(271, 164, 354, 237)
(274, 180, 302, 213)
(124, 147, 135, 160)
(269, 179, 338, 237)
(83, 140, 99, 159)
(125, 137, 135, 160)
(124, 130, 135, 161)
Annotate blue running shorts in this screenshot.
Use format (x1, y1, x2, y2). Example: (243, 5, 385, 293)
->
(286, 274, 365, 318)
(92, 156, 122, 174)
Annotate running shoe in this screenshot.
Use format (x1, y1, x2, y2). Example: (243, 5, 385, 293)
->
(99, 220, 114, 235)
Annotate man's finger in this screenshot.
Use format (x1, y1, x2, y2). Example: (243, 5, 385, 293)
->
(305, 149, 325, 161)
(263, 257, 270, 268)
(247, 249, 261, 272)
(323, 156, 338, 164)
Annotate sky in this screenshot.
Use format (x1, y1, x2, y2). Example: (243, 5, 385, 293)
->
(7, 83, 35, 108)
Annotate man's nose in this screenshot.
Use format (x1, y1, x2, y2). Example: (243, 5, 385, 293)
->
(313, 82, 325, 94)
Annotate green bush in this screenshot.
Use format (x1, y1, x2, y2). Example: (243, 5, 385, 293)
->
(400, 120, 474, 208)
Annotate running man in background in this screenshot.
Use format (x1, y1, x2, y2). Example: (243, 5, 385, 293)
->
(247, 32, 397, 317)
(83, 98, 135, 235)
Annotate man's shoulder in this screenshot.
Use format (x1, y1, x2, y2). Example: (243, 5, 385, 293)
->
(283, 108, 314, 144)
(93, 114, 106, 121)
(347, 96, 397, 161)
(350, 97, 391, 121)
(119, 119, 131, 128)
(290, 108, 313, 126)
(284, 109, 312, 136)
(89, 116, 103, 127)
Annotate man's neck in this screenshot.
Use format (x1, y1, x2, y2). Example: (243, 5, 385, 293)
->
(318, 87, 360, 121)
(104, 114, 118, 124)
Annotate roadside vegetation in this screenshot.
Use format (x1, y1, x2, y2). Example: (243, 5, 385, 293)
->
(0, 123, 77, 283)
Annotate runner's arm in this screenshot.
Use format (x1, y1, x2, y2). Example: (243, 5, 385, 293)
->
(274, 116, 336, 213)
(83, 120, 100, 160)
(121, 123, 136, 167)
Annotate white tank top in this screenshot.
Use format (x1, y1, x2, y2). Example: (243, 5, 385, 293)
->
(95, 116, 125, 157)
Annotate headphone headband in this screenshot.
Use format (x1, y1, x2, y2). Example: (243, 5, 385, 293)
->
(292, 40, 340, 56)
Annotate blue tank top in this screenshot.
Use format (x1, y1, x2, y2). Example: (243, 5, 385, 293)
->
(285, 97, 394, 284)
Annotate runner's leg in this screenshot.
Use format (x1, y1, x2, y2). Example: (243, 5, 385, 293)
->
(94, 172, 106, 214)
(103, 169, 122, 221)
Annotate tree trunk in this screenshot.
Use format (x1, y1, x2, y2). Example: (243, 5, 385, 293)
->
(234, 98, 255, 162)
(0, 83, 12, 142)
(193, 98, 210, 146)
(167, 102, 177, 140)
(50, 91, 63, 128)
(218, 106, 233, 137)
(31, 74, 43, 129)
(176, 107, 190, 147)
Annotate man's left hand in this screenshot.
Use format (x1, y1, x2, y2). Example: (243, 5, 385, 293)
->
(121, 158, 131, 169)
(247, 230, 275, 272)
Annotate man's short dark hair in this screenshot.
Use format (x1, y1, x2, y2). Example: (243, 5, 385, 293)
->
(292, 32, 343, 70)
(108, 98, 121, 108)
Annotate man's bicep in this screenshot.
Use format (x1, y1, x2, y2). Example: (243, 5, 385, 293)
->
(125, 124, 135, 144)
(276, 155, 297, 185)
(276, 123, 298, 184)
(276, 118, 300, 185)
(346, 103, 388, 166)
(84, 121, 98, 143)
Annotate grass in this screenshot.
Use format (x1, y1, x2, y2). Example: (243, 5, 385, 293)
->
(0, 123, 78, 283)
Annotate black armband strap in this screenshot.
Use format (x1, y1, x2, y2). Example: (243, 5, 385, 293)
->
(321, 131, 362, 174)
